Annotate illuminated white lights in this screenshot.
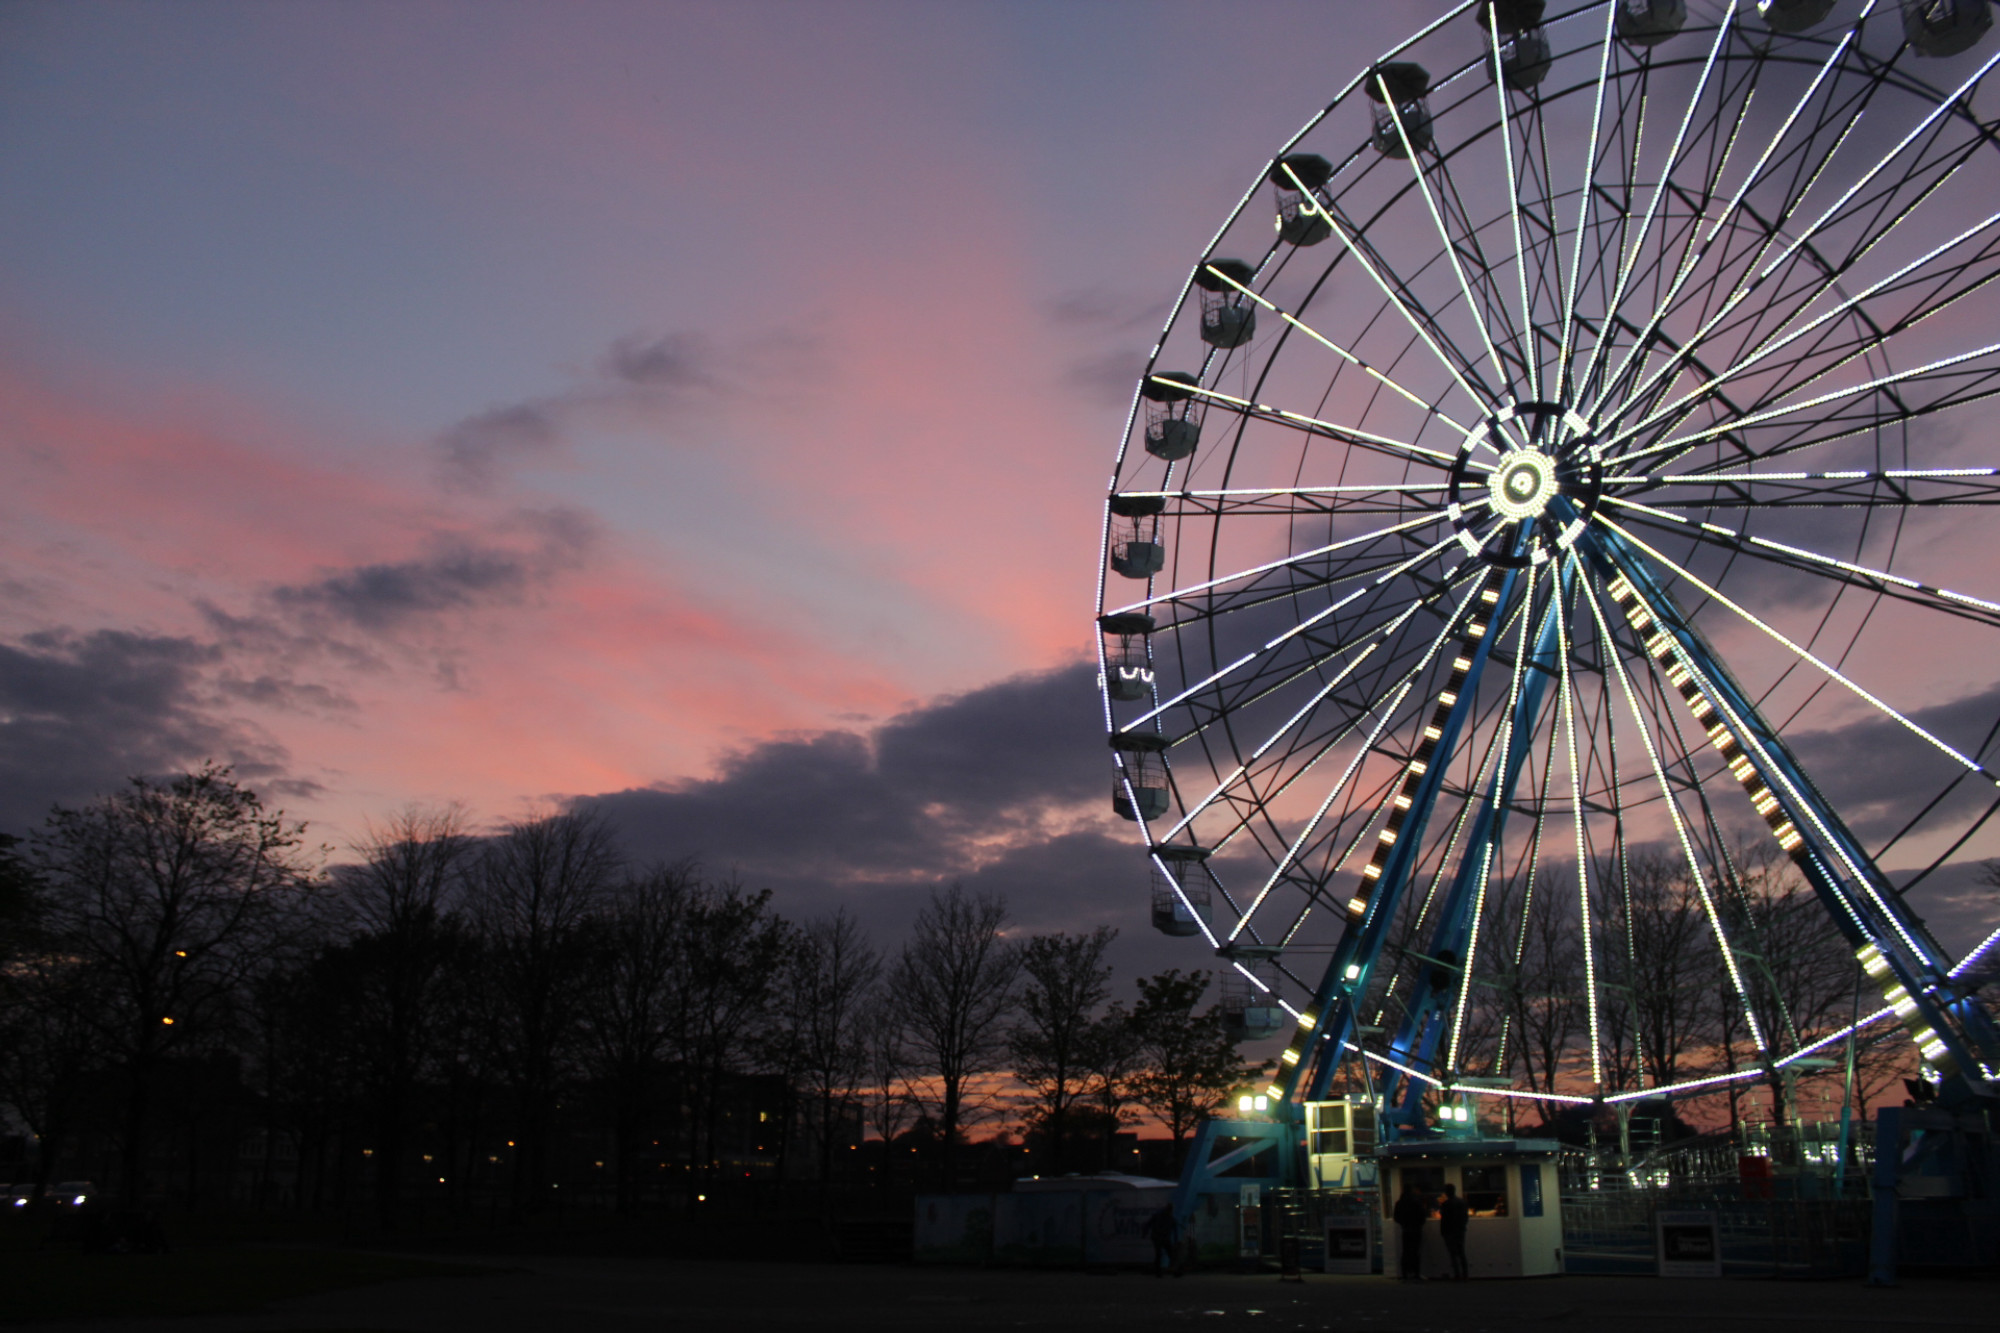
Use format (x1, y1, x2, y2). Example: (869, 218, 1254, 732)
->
(1487, 448, 1559, 520)
(1857, 943, 1891, 977)
(1347, 896, 1369, 917)
(1299, 1012, 1318, 1031)
(1587, 572, 1770, 1054)
(1281, 1048, 1301, 1067)
(1344, 963, 1362, 981)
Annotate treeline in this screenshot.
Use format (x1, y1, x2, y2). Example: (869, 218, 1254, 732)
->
(1368, 841, 1921, 1132)
(0, 766, 1255, 1220)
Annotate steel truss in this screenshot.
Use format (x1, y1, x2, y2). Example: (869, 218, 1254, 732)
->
(1094, 2, 2000, 1207)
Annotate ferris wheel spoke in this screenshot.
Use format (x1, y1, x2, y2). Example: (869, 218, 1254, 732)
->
(1618, 154, 1996, 455)
(1599, 515, 2000, 793)
(1606, 39, 2000, 441)
(1614, 466, 2000, 509)
(1366, 84, 1512, 400)
(1219, 572, 1526, 938)
(1103, 508, 1456, 617)
(1600, 497, 2000, 628)
(1485, 4, 1541, 401)
(1549, 553, 1605, 1087)
(1591, 2, 1885, 425)
(1184, 275, 1477, 443)
(1127, 540, 1468, 735)
(1441, 553, 1552, 1078)
(1162, 614, 1451, 856)
(1552, 0, 1621, 406)
(1615, 207, 2000, 448)
(1576, 565, 1771, 1056)
(1311, 203, 1504, 428)
(1619, 338, 2000, 467)
(1577, 4, 1745, 419)
(1148, 376, 1464, 467)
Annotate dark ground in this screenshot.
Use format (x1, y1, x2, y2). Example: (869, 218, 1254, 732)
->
(9, 1256, 1996, 1333)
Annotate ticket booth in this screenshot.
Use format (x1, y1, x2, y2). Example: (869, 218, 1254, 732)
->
(1377, 1139, 1563, 1278)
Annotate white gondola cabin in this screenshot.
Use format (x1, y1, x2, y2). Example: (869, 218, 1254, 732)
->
(1759, 0, 1835, 33)
(1110, 730, 1170, 822)
(1099, 611, 1156, 702)
(1364, 63, 1433, 159)
(1479, 1, 1551, 90)
(1194, 258, 1257, 349)
(1904, 0, 1992, 55)
(1150, 844, 1214, 937)
(1141, 371, 1202, 461)
(1269, 153, 1333, 247)
(1615, 0, 1686, 44)
(1107, 493, 1166, 580)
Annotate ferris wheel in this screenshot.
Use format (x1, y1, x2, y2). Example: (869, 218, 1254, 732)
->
(1094, 0, 2000, 1129)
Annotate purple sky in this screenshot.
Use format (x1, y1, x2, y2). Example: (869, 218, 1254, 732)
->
(3, 0, 1996, 995)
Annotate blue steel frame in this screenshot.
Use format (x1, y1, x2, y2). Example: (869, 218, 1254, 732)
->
(1174, 507, 2000, 1208)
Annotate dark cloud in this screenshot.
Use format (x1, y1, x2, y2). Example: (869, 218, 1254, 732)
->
(437, 402, 563, 491)
(601, 332, 714, 389)
(1785, 678, 2000, 846)
(588, 663, 1106, 880)
(0, 629, 292, 835)
(1065, 348, 1148, 407)
(580, 661, 1206, 984)
(1047, 289, 1169, 335)
(1048, 289, 1169, 408)
(435, 327, 812, 491)
(271, 507, 597, 632)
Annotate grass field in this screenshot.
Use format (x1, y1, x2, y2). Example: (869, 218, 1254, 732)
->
(0, 1246, 488, 1324)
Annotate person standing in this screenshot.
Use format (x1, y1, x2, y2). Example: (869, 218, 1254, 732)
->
(1438, 1182, 1470, 1280)
(1391, 1180, 1431, 1281)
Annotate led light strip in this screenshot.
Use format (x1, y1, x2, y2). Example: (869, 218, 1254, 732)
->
(1605, 574, 1963, 1079)
(1265, 564, 1511, 1095)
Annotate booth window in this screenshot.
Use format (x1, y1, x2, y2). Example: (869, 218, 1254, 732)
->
(1462, 1164, 1509, 1217)
(1519, 1163, 1544, 1217)
(1395, 1166, 1447, 1217)
(1310, 1125, 1348, 1156)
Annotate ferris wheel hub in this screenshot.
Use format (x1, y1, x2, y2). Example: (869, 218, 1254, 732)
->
(1447, 402, 1605, 566)
(1489, 448, 1558, 520)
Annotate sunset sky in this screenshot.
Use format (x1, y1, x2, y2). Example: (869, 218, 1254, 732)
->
(0, 0, 1461, 971)
(4, 0, 1998, 995)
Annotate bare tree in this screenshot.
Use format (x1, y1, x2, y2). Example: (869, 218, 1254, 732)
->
(785, 907, 880, 1188)
(0, 950, 96, 1205)
(468, 808, 620, 1213)
(1009, 926, 1115, 1174)
(860, 993, 915, 1151)
(1078, 999, 1145, 1166)
(578, 859, 696, 1213)
(666, 876, 793, 1200)
(28, 764, 320, 1202)
(888, 883, 1019, 1188)
(339, 805, 474, 1228)
(1488, 864, 1581, 1117)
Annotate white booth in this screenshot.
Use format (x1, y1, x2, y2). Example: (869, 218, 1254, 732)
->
(1378, 1138, 1563, 1278)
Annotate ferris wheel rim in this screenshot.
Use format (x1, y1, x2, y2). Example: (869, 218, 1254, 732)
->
(1097, 0, 2000, 1110)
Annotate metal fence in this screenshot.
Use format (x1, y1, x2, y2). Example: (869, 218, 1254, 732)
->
(1561, 1189, 1871, 1277)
